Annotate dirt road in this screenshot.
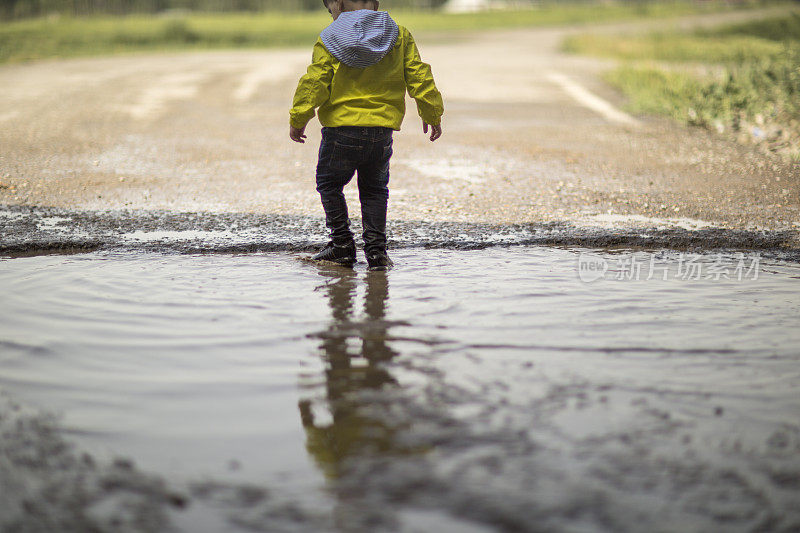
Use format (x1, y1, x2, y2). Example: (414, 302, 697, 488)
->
(1, 7, 797, 245)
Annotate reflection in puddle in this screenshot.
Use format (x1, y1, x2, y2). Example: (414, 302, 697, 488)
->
(300, 269, 409, 482)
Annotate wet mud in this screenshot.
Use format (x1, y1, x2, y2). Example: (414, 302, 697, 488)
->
(0, 393, 181, 532)
(2, 204, 798, 261)
(0, 392, 337, 533)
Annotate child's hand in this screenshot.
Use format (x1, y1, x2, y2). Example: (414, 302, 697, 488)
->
(423, 122, 442, 142)
(289, 125, 307, 143)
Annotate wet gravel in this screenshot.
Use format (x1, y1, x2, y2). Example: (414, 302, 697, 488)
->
(1, 204, 798, 262)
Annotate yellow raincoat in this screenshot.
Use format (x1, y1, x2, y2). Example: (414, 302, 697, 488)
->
(289, 25, 444, 131)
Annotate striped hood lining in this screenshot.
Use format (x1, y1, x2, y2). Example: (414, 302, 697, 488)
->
(320, 10, 399, 69)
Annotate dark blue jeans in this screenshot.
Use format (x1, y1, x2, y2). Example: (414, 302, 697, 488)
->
(316, 126, 393, 254)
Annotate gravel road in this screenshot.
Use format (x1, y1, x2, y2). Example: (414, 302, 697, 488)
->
(0, 7, 797, 247)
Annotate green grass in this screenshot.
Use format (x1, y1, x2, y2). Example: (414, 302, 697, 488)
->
(563, 32, 784, 63)
(0, 0, 774, 64)
(565, 10, 800, 159)
(605, 48, 800, 125)
(0, 13, 331, 63)
(701, 9, 800, 40)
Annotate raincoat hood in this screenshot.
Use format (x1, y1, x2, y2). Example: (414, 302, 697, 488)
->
(320, 10, 399, 68)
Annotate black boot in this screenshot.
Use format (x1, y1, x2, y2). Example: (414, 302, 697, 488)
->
(366, 249, 393, 271)
(311, 240, 357, 267)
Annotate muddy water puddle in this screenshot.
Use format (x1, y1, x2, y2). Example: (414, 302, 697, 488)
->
(1, 247, 799, 532)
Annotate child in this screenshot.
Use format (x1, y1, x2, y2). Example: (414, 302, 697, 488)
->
(289, 0, 444, 271)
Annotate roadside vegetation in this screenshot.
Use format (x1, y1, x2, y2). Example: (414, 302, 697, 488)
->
(564, 10, 800, 161)
(0, 1, 773, 64)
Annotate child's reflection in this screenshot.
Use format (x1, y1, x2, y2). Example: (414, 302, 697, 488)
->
(299, 267, 406, 481)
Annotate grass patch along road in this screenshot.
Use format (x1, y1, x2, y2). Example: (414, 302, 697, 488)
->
(565, 9, 800, 161)
(0, 0, 774, 64)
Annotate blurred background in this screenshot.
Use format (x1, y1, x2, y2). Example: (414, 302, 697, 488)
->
(0, 0, 783, 20)
(6, 0, 448, 18)
(0, 0, 797, 165)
